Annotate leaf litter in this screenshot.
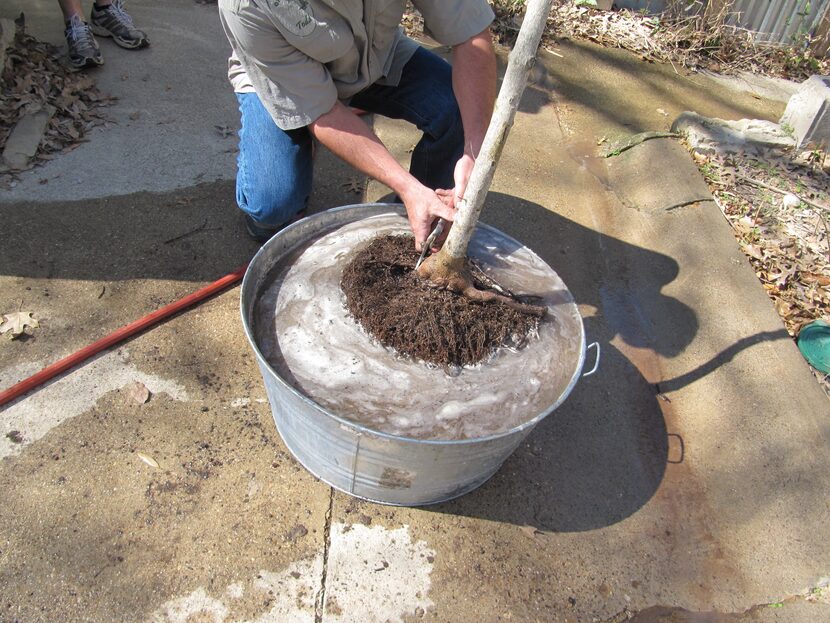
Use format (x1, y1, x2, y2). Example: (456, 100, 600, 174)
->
(1, 16, 115, 186)
(530, 2, 825, 80)
(404, 2, 828, 81)
(692, 147, 830, 395)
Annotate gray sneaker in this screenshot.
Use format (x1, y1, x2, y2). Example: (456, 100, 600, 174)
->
(90, 0, 149, 50)
(64, 15, 103, 69)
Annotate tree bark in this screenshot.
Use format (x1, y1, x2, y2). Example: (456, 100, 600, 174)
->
(440, 0, 555, 262)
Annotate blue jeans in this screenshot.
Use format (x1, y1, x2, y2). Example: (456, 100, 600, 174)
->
(235, 47, 464, 227)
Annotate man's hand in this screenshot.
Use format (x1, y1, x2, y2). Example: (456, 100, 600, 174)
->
(400, 183, 456, 251)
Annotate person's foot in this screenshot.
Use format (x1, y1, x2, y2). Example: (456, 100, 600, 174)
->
(64, 15, 103, 69)
(245, 215, 279, 244)
(90, 0, 149, 50)
(245, 210, 307, 244)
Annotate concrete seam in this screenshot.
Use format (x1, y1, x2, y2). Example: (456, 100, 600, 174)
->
(314, 486, 335, 623)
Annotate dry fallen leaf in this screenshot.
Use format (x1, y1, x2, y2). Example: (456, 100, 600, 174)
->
(125, 380, 151, 404)
(215, 124, 233, 138)
(342, 178, 364, 194)
(520, 524, 543, 538)
(743, 243, 764, 260)
(136, 452, 159, 468)
(0, 311, 39, 339)
(802, 272, 830, 287)
(775, 298, 793, 317)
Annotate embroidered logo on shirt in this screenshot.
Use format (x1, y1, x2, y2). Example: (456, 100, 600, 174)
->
(270, 0, 316, 37)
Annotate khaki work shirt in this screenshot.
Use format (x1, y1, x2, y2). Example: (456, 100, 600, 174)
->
(218, 0, 494, 130)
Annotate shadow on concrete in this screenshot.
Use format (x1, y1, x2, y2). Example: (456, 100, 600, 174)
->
(0, 149, 357, 283)
(0, 179, 249, 283)
(658, 329, 791, 393)
(420, 193, 689, 531)
(482, 192, 697, 359)
(432, 337, 670, 533)
(541, 39, 781, 133)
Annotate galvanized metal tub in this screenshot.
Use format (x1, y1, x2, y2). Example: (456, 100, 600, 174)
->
(240, 203, 595, 506)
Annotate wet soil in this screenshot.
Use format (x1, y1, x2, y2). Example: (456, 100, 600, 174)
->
(340, 235, 540, 367)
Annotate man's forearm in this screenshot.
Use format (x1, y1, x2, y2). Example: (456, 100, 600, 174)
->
(452, 28, 497, 157)
(309, 101, 418, 198)
(309, 101, 455, 247)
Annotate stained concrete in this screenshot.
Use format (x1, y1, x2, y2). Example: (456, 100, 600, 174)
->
(363, 40, 829, 622)
(1, 5, 829, 623)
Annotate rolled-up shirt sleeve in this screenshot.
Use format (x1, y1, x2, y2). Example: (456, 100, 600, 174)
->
(219, 2, 338, 130)
(413, 0, 495, 47)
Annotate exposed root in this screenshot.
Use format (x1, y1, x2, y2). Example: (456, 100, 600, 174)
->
(460, 284, 546, 316)
(416, 251, 547, 318)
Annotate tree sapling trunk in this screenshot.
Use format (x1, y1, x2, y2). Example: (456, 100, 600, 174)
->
(417, 0, 554, 318)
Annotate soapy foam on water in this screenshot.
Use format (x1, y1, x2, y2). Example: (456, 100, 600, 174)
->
(254, 214, 582, 440)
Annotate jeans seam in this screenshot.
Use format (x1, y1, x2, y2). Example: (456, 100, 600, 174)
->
(236, 98, 249, 213)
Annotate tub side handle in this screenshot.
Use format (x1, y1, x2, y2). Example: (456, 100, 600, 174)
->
(582, 341, 600, 377)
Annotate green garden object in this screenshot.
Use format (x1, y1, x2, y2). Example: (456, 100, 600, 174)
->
(798, 319, 830, 374)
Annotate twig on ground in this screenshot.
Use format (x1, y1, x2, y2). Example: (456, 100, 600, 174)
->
(163, 219, 219, 244)
(736, 174, 830, 214)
